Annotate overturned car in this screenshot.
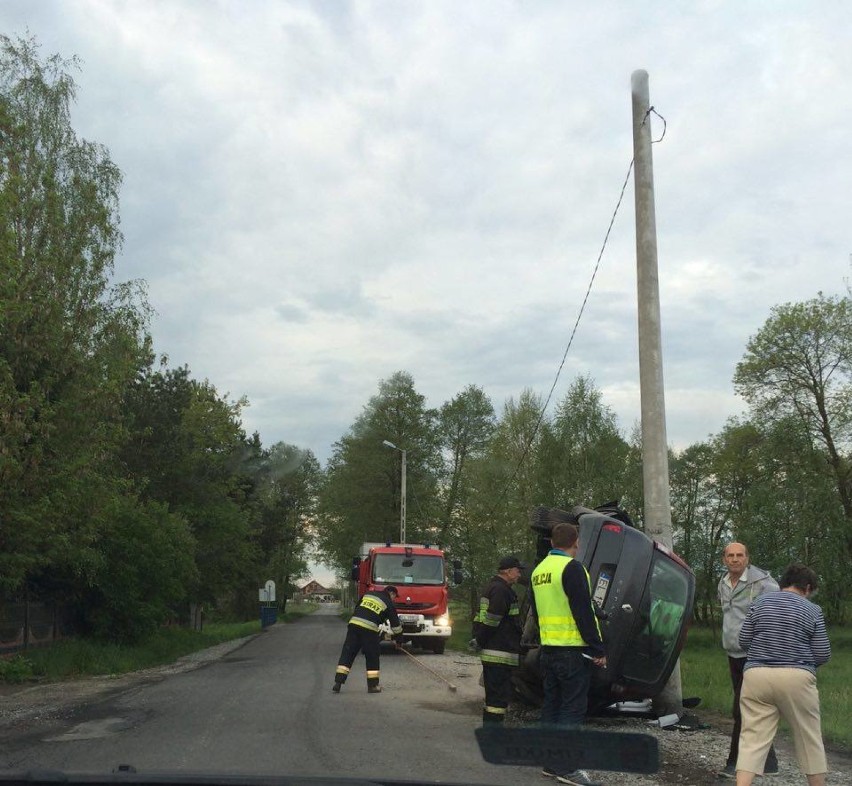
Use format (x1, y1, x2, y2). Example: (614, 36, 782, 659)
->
(513, 504, 695, 713)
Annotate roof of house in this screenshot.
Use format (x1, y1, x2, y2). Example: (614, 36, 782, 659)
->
(298, 579, 330, 593)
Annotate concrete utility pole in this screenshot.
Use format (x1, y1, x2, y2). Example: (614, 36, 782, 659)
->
(631, 69, 683, 718)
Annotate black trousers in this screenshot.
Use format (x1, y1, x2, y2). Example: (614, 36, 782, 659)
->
(336, 625, 381, 686)
(728, 656, 777, 768)
(482, 662, 514, 723)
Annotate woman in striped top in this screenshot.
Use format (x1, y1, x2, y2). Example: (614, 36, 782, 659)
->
(736, 563, 832, 786)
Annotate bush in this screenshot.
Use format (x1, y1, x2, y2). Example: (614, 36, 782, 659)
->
(79, 496, 197, 643)
(0, 655, 35, 683)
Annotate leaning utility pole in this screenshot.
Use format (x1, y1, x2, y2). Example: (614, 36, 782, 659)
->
(631, 69, 683, 718)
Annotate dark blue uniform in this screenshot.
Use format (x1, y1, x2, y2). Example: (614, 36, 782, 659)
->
(334, 588, 402, 693)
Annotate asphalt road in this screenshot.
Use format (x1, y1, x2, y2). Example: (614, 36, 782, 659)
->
(0, 605, 535, 784)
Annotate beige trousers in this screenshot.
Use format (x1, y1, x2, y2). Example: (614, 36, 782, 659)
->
(737, 666, 826, 776)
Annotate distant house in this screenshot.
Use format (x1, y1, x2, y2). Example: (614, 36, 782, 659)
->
(296, 579, 336, 602)
(300, 579, 328, 595)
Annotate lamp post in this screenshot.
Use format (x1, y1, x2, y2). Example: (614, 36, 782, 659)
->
(382, 440, 406, 543)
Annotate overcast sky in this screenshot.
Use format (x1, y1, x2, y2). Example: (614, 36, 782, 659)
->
(5, 2, 851, 582)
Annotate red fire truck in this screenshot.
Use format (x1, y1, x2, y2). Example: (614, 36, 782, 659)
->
(351, 542, 463, 654)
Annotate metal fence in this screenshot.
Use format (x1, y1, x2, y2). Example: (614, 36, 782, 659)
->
(0, 601, 75, 654)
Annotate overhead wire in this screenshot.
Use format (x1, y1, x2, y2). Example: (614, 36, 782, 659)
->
(404, 109, 667, 537)
(486, 107, 667, 516)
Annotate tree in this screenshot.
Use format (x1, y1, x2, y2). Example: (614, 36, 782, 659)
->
(0, 35, 149, 594)
(537, 375, 631, 510)
(669, 422, 762, 624)
(247, 441, 322, 615)
(80, 495, 197, 642)
(436, 384, 496, 541)
(119, 360, 255, 610)
(727, 417, 847, 621)
(316, 372, 440, 574)
(456, 390, 544, 612)
(734, 293, 852, 575)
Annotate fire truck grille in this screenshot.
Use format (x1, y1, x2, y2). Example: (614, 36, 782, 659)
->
(396, 603, 432, 611)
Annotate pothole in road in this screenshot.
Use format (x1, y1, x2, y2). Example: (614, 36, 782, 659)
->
(44, 716, 138, 742)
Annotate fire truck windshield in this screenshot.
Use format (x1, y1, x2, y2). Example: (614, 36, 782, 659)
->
(373, 554, 445, 585)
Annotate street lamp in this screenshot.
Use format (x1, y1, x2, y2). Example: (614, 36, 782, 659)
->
(382, 440, 406, 544)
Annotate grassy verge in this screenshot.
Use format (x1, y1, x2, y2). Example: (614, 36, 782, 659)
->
(680, 625, 851, 748)
(279, 600, 320, 623)
(447, 599, 474, 652)
(1, 604, 317, 685)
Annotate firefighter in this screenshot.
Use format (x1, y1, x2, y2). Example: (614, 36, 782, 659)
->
(333, 584, 402, 693)
(473, 555, 525, 723)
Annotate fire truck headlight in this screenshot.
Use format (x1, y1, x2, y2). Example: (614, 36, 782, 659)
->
(436, 614, 450, 627)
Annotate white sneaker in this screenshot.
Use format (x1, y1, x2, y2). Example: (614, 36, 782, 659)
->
(556, 771, 600, 786)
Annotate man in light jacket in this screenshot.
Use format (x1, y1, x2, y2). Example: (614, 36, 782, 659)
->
(717, 542, 779, 779)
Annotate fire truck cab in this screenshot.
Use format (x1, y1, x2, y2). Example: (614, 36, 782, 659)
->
(352, 542, 462, 654)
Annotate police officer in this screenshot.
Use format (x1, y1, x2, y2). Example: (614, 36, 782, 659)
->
(531, 522, 605, 786)
(333, 585, 403, 693)
(473, 555, 525, 723)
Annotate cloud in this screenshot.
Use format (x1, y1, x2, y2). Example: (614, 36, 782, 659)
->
(7, 0, 851, 464)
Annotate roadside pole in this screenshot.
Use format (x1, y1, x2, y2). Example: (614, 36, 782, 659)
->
(631, 69, 683, 718)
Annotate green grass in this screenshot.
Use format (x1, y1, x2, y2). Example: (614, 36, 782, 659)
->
(2, 605, 318, 684)
(279, 600, 320, 623)
(679, 625, 852, 749)
(447, 599, 475, 652)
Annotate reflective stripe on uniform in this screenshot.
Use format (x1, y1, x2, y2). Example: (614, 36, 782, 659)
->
(336, 665, 350, 675)
(366, 670, 380, 678)
(484, 705, 507, 715)
(480, 648, 520, 666)
(349, 617, 379, 632)
(476, 596, 503, 627)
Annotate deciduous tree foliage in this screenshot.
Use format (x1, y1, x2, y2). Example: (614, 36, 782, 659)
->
(445, 389, 543, 610)
(119, 360, 256, 607)
(723, 417, 847, 621)
(0, 39, 320, 641)
(537, 375, 632, 510)
(734, 293, 852, 595)
(316, 371, 441, 574)
(436, 384, 495, 542)
(0, 35, 148, 594)
(243, 440, 322, 615)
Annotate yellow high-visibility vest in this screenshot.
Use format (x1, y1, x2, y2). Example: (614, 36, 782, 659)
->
(531, 552, 596, 647)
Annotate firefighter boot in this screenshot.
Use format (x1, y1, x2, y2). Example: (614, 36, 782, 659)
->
(367, 676, 382, 693)
(333, 669, 348, 693)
